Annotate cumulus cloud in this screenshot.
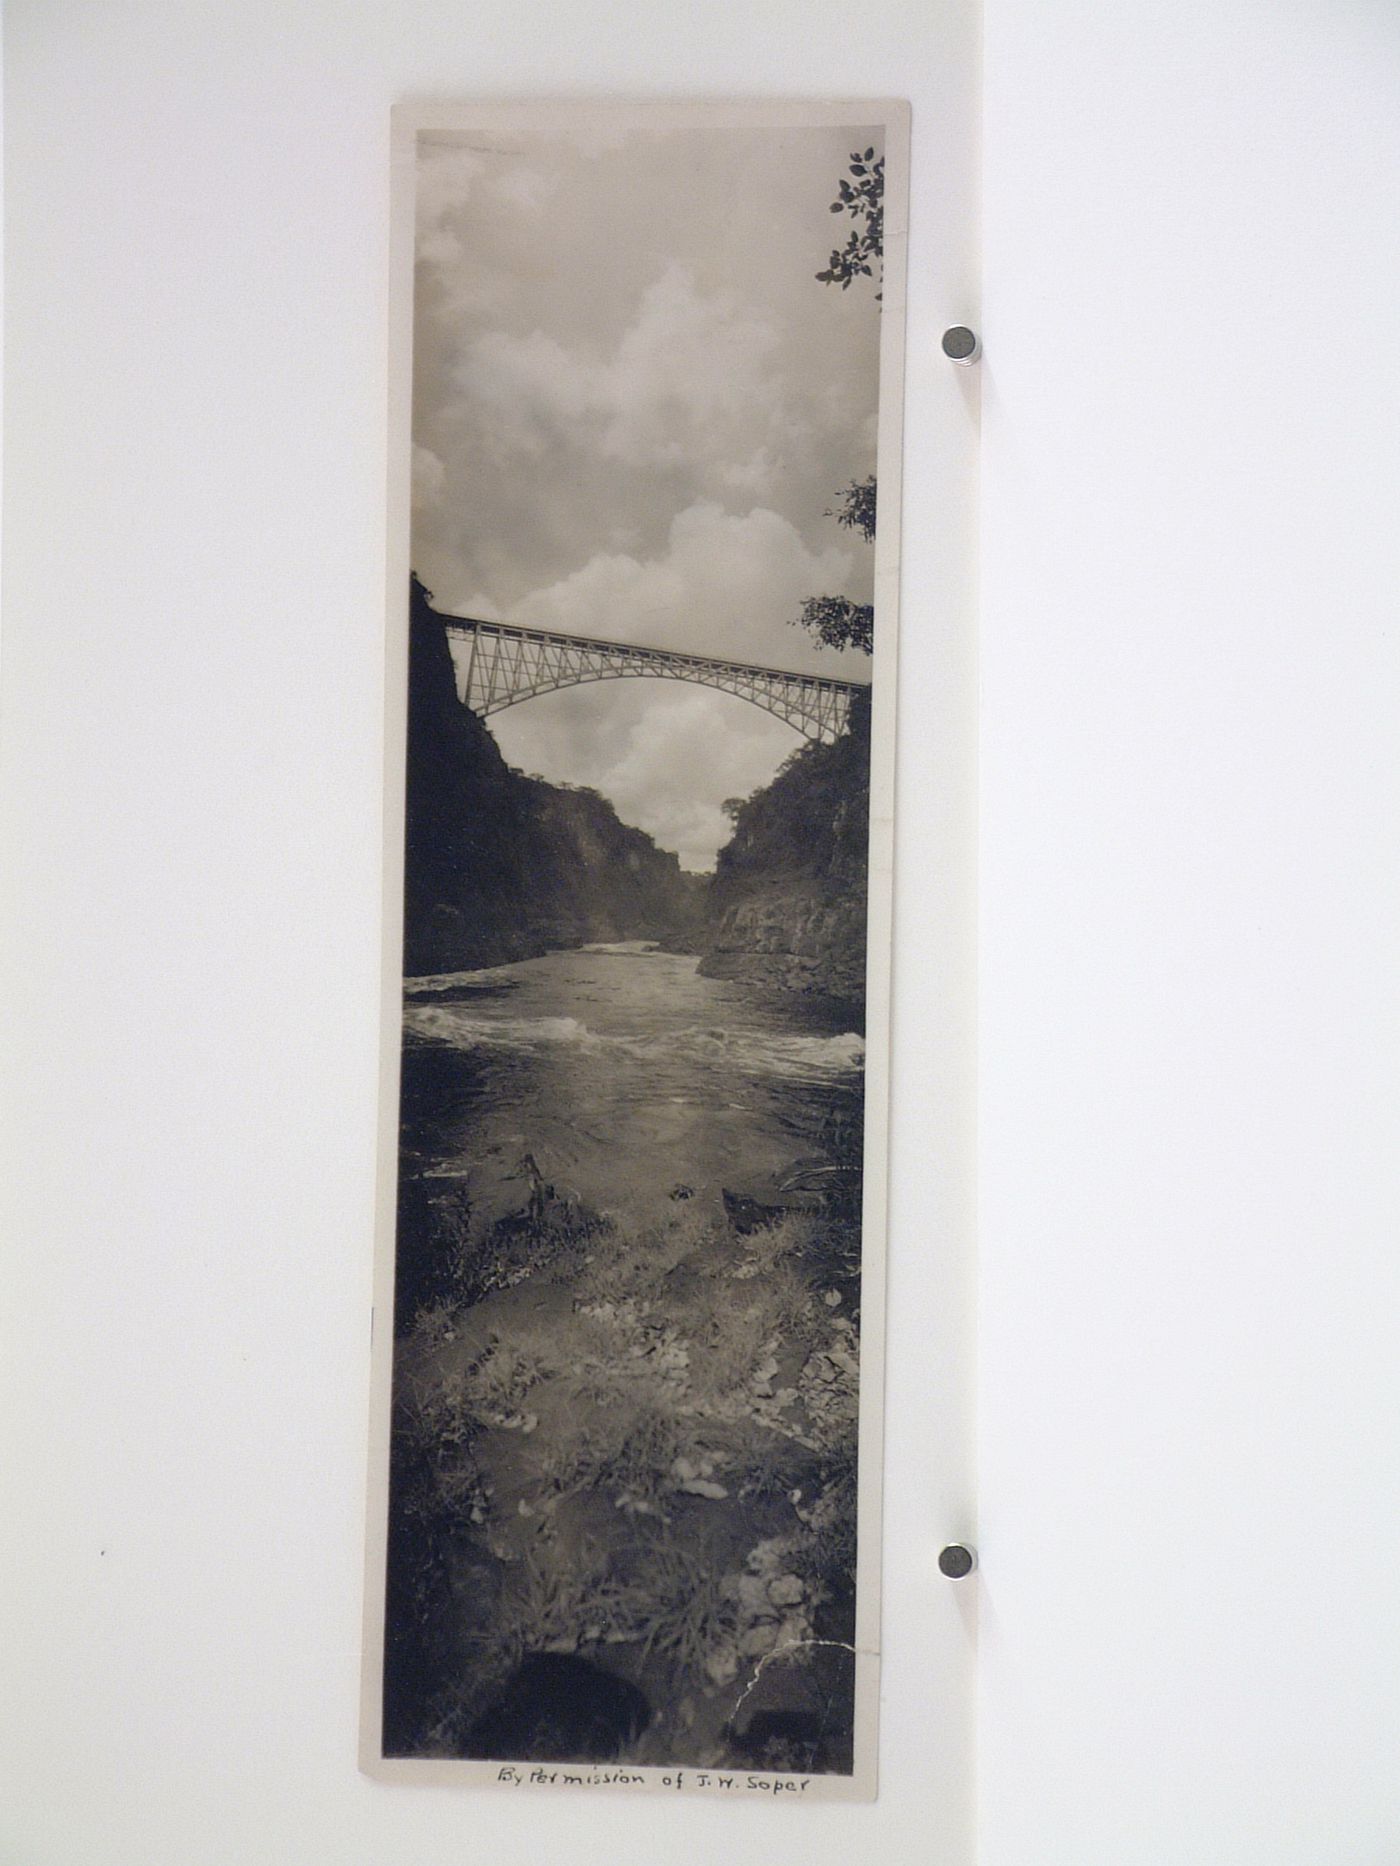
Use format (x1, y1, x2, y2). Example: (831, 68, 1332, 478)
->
(452, 264, 791, 488)
(411, 122, 884, 862)
(411, 443, 446, 515)
(452, 502, 863, 866)
(601, 265, 784, 472)
(507, 500, 857, 670)
(415, 146, 487, 269)
(489, 683, 799, 871)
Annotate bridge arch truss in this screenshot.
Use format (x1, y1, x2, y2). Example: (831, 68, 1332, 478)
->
(444, 616, 867, 743)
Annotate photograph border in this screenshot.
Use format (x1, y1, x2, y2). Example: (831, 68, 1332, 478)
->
(360, 95, 911, 1801)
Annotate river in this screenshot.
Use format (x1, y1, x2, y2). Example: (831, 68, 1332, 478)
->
(398, 942, 865, 1235)
(387, 941, 868, 1769)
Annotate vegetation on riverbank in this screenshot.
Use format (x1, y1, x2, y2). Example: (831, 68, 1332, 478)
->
(698, 695, 871, 1001)
(384, 1181, 861, 1771)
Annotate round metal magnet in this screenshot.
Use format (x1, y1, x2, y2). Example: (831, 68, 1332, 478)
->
(941, 326, 981, 364)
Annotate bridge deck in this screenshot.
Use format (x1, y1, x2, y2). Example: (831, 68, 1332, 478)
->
(441, 615, 870, 696)
(435, 609, 869, 742)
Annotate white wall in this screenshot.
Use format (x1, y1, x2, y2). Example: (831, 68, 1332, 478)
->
(0, 4, 976, 1865)
(8, 1, 1400, 1861)
(979, 2, 1400, 1861)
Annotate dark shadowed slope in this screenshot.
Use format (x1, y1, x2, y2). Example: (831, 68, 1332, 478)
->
(402, 577, 704, 974)
(699, 695, 870, 1004)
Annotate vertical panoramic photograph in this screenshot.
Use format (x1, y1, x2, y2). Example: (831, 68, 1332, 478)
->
(369, 104, 903, 1791)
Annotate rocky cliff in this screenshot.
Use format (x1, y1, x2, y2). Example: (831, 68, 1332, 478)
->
(699, 697, 871, 1006)
(402, 578, 704, 975)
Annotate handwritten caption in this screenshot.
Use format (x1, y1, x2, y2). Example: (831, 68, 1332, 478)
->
(496, 1766, 811, 1795)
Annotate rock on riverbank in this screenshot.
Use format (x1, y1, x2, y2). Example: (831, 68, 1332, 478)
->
(699, 893, 868, 1000)
(697, 695, 870, 1001)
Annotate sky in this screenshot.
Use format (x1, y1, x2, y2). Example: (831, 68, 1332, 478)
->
(411, 120, 885, 870)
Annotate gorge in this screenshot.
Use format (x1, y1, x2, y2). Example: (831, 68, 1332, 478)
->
(402, 579, 869, 1001)
(387, 582, 871, 1768)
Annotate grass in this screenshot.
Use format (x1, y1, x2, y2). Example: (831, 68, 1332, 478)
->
(432, 1522, 748, 1749)
(681, 1301, 770, 1406)
(792, 1444, 859, 1592)
(544, 1388, 696, 1505)
(461, 1335, 551, 1415)
(731, 1428, 821, 1504)
(501, 1527, 742, 1677)
(397, 1364, 476, 1454)
(619, 1531, 743, 1675)
(679, 1264, 820, 1411)
(389, 1187, 864, 1757)
(574, 1201, 714, 1307)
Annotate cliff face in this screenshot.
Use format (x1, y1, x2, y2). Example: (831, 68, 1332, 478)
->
(402, 581, 704, 975)
(698, 698, 871, 1006)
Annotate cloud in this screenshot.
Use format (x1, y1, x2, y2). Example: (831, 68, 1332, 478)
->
(455, 327, 599, 458)
(411, 443, 446, 515)
(489, 681, 800, 871)
(410, 124, 885, 865)
(416, 146, 558, 315)
(601, 265, 784, 472)
(458, 500, 865, 867)
(416, 237, 877, 613)
(452, 264, 786, 485)
(415, 146, 487, 269)
(493, 165, 559, 214)
(506, 499, 857, 670)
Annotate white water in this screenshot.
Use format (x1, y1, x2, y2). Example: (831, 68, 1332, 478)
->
(399, 948, 863, 1229)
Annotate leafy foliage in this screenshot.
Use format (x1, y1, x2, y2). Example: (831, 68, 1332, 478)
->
(831, 475, 876, 543)
(711, 698, 871, 897)
(795, 156, 884, 657)
(793, 595, 874, 656)
(816, 148, 885, 296)
(386, 1188, 864, 1758)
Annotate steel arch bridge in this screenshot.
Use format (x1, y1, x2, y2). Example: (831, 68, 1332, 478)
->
(442, 614, 868, 743)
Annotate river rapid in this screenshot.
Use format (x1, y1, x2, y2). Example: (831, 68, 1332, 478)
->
(388, 941, 868, 1770)
(399, 942, 865, 1237)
